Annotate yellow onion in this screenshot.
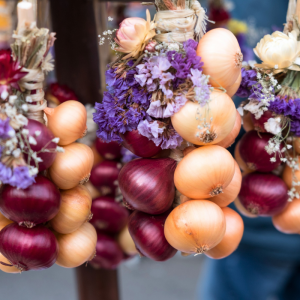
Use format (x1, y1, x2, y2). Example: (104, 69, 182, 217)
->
(55, 222, 97, 268)
(234, 141, 252, 173)
(117, 225, 138, 256)
(44, 100, 87, 146)
(91, 144, 103, 167)
(171, 90, 236, 145)
(209, 161, 242, 208)
(49, 143, 94, 190)
(226, 73, 242, 98)
(234, 197, 257, 218)
(242, 112, 254, 132)
(216, 110, 241, 148)
(164, 200, 226, 254)
(0, 212, 13, 230)
(272, 199, 300, 234)
(197, 28, 243, 89)
(293, 138, 300, 155)
(283, 157, 300, 193)
(50, 185, 92, 234)
(84, 181, 101, 200)
(174, 145, 235, 199)
(205, 207, 244, 259)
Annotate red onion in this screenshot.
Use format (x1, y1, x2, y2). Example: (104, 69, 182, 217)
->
(118, 158, 176, 215)
(239, 130, 282, 172)
(23, 119, 57, 171)
(0, 175, 61, 228)
(90, 232, 123, 270)
(90, 161, 122, 196)
(90, 196, 129, 233)
(239, 172, 288, 216)
(251, 111, 274, 133)
(95, 139, 122, 161)
(121, 130, 162, 158)
(0, 223, 58, 271)
(128, 210, 177, 261)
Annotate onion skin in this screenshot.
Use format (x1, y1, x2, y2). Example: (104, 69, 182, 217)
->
(84, 181, 101, 199)
(23, 119, 57, 171)
(56, 222, 97, 268)
(0, 253, 19, 273)
(239, 131, 282, 172)
(118, 158, 177, 215)
(0, 212, 13, 230)
(251, 111, 274, 133)
(234, 197, 257, 218)
(118, 225, 138, 256)
(50, 185, 92, 234)
(0, 223, 58, 271)
(128, 210, 177, 261)
(294, 138, 300, 155)
(242, 112, 254, 132)
(121, 130, 162, 158)
(164, 200, 226, 254)
(91, 196, 129, 233)
(171, 90, 236, 145)
(216, 110, 241, 148)
(49, 143, 94, 190)
(239, 173, 288, 216)
(283, 157, 300, 193)
(90, 233, 123, 270)
(0, 175, 61, 227)
(44, 100, 87, 146)
(205, 207, 244, 259)
(174, 145, 235, 199)
(234, 141, 252, 172)
(272, 199, 300, 234)
(90, 161, 122, 196)
(197, 28, 242, 89)
(95, 139, 122, 161)
(226, 73, 242, 98)
(209, 161, 242, 208)
(91, 143, 103, 167)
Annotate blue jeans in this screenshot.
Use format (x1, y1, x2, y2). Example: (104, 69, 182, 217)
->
(197, 247, 300, 300)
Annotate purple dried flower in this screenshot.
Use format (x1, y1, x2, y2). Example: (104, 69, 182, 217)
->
(236, 68, 258, 98)
(8, 166, 36, 189)
(0, 118, 15, 139)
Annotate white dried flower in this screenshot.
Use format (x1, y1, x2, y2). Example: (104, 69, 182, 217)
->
(12, 149, 21, 158)
(56, 146, 65, 153)
(52, 137, 60, 143)
(29, 136, 37, 145)
(22, 129, 29, 135)
(35, 131, 41, 137)
(264, 117, 281, 135)
(9, 95, 17, 104)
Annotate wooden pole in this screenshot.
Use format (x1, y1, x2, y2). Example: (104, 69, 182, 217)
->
(50, 1, 118, 300)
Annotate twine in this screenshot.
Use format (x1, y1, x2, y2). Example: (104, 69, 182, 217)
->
(18, 68, 47, 124)
(154, 0, 208, 43)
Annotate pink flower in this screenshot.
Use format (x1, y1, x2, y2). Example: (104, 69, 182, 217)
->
(115, 10, 156, 60)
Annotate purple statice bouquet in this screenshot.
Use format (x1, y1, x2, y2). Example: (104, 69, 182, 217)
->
(94, 39, 210, 150)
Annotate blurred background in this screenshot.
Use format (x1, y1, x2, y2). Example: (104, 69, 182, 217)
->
(0, 0, 291, 300)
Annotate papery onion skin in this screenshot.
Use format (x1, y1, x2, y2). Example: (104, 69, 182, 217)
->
(49, 143, 94, 190)
(0, 223, 58, 271)
(95, 139, 122, 161)
(164, 200, 226, 254)
(0, 175, 61, 227)
(205, 207, 244, 259)
(174, 145, 235, 199)
(251, 111, 274, 133)
(56, 222, 97, 268)
(239, 131, 282, 172)
(50, 185, 92, 234)
(209, 161, 242, 208)
(23, 119, 57, 171)
(242, 112, 255, 132)
(272, 199, 300, 234)
(226, 73, 242, 98)
(128, 210, 177, 261)
(234, 141, 252, 173)
(90, 196, 129, 233)
(216, 110, 241, 148)
(90, 233, 123, 270)
(44, 100, 87, 146)
(0, 253, 19, 274)
(283, 157, 300, 193)
(234, 197, 257, 218)
(121, 130, 162, 158)
(119, 158, 177, 215)
(90, 161, 122, 196)
(197, 28, 242, 89)
(118, 225, 138, 256)
(239, 173, 288, 216)
(171, 90, 236, 145)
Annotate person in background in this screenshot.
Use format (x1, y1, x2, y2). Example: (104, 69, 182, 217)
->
(197, 1, 300, 300)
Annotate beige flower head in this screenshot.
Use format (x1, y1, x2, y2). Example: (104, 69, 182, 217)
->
(254, 30, 300, 72)
(115, 10, 156, 60)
